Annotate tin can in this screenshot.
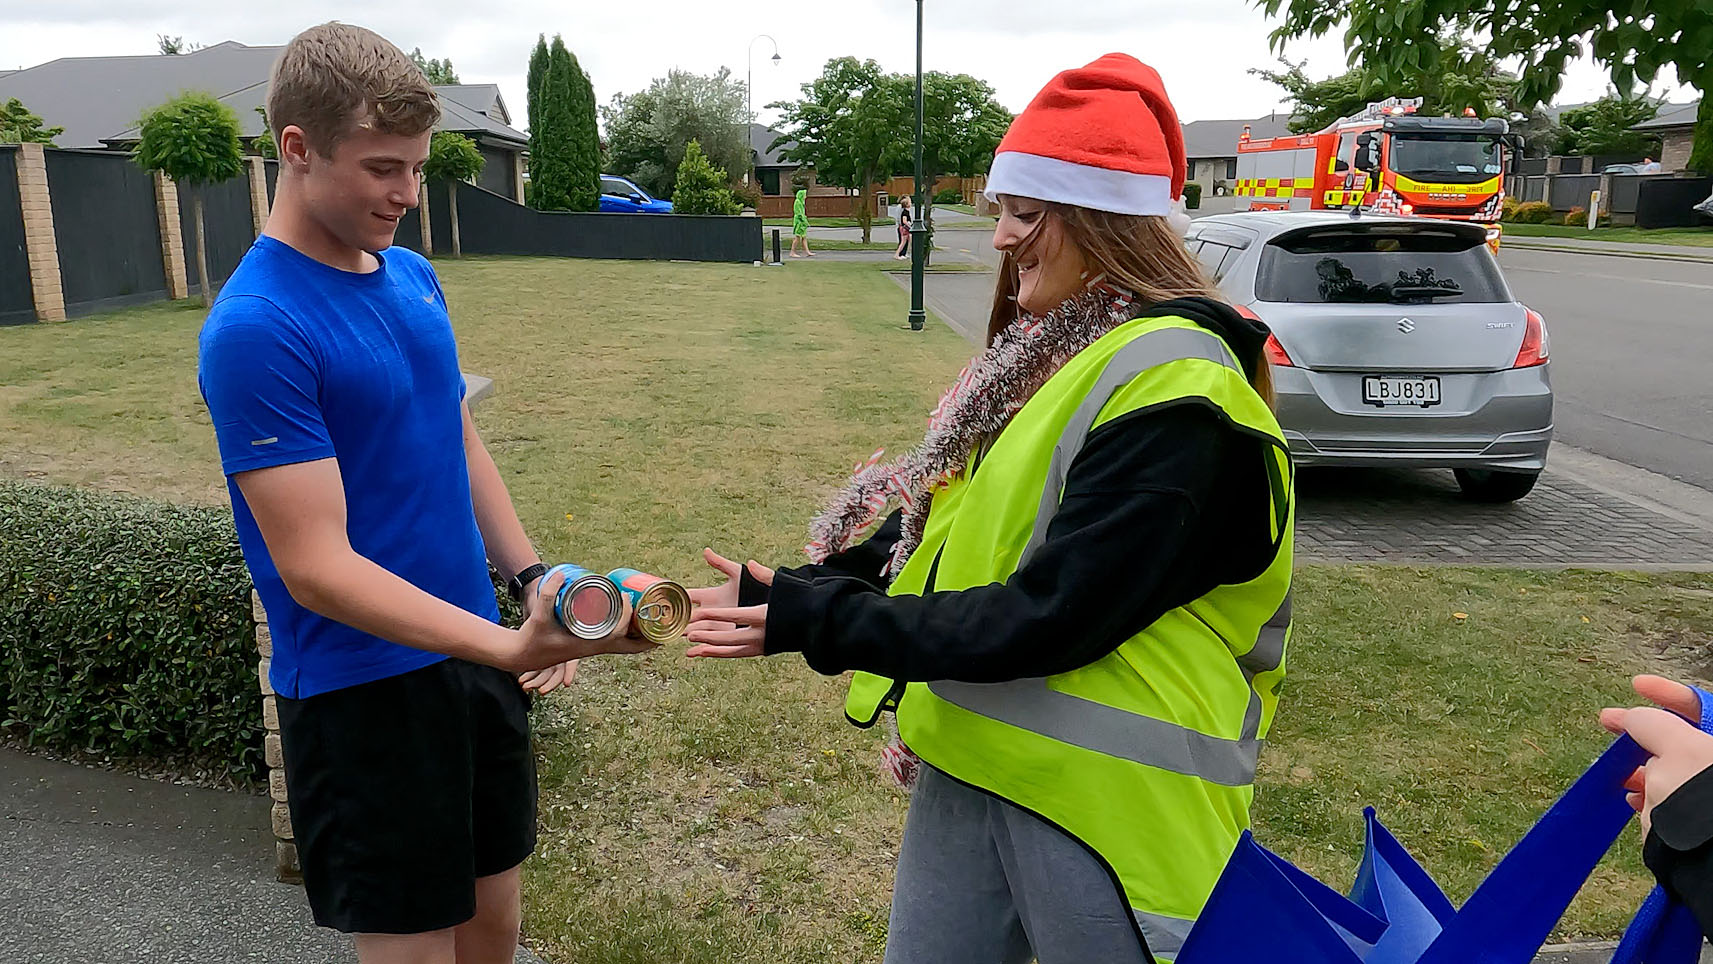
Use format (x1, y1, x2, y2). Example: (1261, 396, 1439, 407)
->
(607, 568, 692, 644)
(544, 564, 625, 640)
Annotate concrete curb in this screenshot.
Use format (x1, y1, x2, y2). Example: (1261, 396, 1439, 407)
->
(1536, 939, 1713, 963)
(1502, 239, 1713, 264)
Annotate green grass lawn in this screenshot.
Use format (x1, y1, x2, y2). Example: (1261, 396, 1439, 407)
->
(1502, 223, 1713, 247)
(4, 257, 1712, 958)
(940, 204, 995, 219)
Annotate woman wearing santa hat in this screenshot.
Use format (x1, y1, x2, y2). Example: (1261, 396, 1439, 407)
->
(687, 53, 1294, 963)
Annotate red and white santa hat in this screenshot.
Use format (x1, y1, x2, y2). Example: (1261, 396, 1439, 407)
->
(985, 53, 1187, 224)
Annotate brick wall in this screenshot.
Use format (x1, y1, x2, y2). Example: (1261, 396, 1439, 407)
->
(1661, 131, 1695, 173)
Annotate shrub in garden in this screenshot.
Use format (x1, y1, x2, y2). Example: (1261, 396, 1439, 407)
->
(1514, 201, 1556, 224)
(1183, 181, 1203, 210)
(672, 139, 741, 215)
(0, 481, 263, 783)
(1564, 206, 1588, 226)
(933, 187, 965, 205)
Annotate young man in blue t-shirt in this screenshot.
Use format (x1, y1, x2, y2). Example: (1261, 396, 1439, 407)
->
(197, 23, 652, 964)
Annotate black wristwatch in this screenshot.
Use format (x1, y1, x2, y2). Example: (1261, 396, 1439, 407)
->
(507, 563, 549, 603)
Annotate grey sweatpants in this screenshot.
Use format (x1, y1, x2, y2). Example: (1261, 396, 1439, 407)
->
(883, 765, 1153, 964)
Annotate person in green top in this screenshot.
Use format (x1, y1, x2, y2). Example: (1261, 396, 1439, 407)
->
(790, 188, 813, 258)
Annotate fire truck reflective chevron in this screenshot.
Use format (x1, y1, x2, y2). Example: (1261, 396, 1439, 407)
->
(1234, 178, 1318, 199)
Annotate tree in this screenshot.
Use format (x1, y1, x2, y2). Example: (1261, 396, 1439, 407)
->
(531, 37, 600, 211)
(409, 47, 460, 86)
(567, 46, 601, 211)
(601, 68, 748, 199)
(251, 107, 277, 159)
(423, 131, 485, 256)
(525, 36, 548, 206)
(770, 58, 908, 242)
(1555, 95, 1664, 158)
(0, 98, 63, 145)
(1258, 0, 1713, 173)
(157, 35, 201, 56)
(1251, 36, 1521, 135)
(672, 139, 741, 215)
(135, 92, 245, 308)
(527, 37, 548, 144)
(911, 71, 1012, 247)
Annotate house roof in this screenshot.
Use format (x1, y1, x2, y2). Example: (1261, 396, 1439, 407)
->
(1181, 113, 1297, 159)
(0, 41, 526, 150)
(750, 122, 796, 168)
(435, 84, 510, 126)
(1635, 100, 1701, 131)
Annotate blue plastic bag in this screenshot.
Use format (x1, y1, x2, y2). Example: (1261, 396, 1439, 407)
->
(1178, 687, 1713, 964)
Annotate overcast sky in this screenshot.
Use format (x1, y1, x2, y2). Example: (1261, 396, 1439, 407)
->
(1, 0, 1696, 131)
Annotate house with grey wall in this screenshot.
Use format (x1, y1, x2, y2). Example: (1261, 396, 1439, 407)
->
(1180, 113, 1296, 194)
(0, 42, 528, 201)
(1634, 100, 1703, 173)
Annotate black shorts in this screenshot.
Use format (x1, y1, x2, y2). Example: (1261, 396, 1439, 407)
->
(276, 658, 538, 934)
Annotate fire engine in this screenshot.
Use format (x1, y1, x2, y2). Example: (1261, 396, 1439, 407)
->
(1234, 97, 1511, 245)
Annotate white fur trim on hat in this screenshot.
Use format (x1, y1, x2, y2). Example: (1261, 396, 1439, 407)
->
(984, 150, 1174, 217)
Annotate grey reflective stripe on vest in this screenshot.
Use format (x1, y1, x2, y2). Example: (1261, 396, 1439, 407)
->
(1019, 325, 1241, 569)
(928, 323, 1289, 788)
(1133, 908, 1196, 958)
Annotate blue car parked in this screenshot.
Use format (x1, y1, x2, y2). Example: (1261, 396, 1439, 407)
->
(599, 176, 674, 213)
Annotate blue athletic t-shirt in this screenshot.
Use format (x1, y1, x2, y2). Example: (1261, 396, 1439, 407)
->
(198, 236, 499, 699)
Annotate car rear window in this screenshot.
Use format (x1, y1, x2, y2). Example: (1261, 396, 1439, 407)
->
(1255, 226, 1508, 304)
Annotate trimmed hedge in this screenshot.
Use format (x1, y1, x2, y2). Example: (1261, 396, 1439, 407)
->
(1183, 182, 1203, 210)
(932, 187, 965, 205)
(0, 481, 263, 783)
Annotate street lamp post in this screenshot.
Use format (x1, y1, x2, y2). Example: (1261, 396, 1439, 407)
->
(746, 35, 781, 184)
(907, 0, 927, 331)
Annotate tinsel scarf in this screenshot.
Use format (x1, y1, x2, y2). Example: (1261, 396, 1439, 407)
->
(807, 281, 1141, 577)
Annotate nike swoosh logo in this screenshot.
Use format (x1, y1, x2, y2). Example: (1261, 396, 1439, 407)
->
(422, 294, 436, 304)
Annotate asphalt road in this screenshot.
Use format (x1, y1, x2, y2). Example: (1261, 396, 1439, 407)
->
(1497, 247, 1713, 490)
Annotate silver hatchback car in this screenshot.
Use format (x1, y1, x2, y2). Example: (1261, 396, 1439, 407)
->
(1186, 211, 1552, 502)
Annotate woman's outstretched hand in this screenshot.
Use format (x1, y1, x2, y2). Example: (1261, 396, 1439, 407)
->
(1600, 675, 1713, 832)
(686, 547, 775, 659)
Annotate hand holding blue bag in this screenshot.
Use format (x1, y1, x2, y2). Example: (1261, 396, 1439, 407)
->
(1176, 686, 1713, 964)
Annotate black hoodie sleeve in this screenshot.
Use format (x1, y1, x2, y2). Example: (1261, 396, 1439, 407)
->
(1643, 764, 1713, 943)
(736, 511, 902, 607)
(761, 402, 1275, 681)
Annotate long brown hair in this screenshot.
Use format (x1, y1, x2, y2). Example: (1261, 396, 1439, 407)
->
(986, 203, 1274, 407)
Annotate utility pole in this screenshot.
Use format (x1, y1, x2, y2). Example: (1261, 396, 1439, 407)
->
(907, 0, 927, 331)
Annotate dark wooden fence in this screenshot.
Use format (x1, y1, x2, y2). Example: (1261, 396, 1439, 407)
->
(0, 148, 33, 325)
(432, 181, 761, 263)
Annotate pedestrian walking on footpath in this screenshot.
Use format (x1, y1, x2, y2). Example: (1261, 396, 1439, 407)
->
(196, 23, 651, 964)
(683, 53, 1294, 964)
(895, 195, 913, 260)
(790, 187, 814, 258)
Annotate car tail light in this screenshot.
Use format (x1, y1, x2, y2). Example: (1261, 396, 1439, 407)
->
(1235, 304, 1295, 367)
(1513, 308, 1549, 368)
(1263, 333, 1295, 367)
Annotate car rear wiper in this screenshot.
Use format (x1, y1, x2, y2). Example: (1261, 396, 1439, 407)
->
(1387, 285, 1463, 301)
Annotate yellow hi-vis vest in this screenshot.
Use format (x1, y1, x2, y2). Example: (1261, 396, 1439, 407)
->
(845, 313, 1294, 961)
